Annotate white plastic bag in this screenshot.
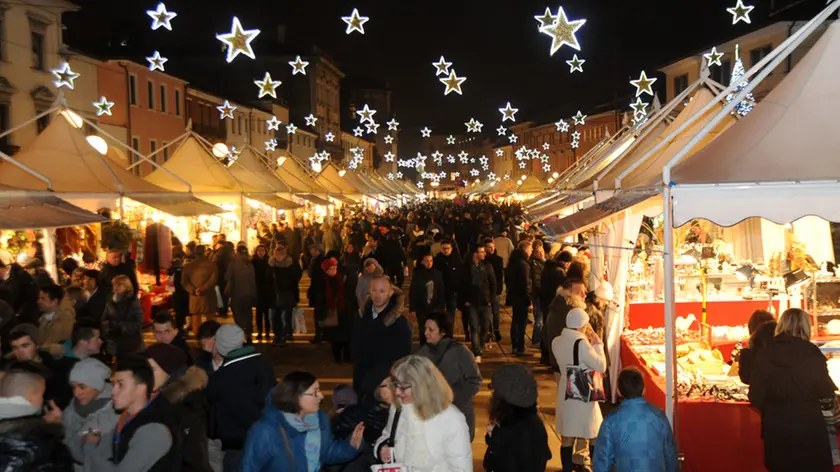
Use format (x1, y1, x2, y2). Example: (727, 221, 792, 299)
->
(214, 286, 224, 309)
(293, 307, 307, 334)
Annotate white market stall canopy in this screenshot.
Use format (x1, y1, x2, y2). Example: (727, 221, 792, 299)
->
(514, 175, 547, 194)
(0, 185, 108, 230)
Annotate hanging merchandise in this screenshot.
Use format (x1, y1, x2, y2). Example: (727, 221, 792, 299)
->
(142, 223, 173, 284)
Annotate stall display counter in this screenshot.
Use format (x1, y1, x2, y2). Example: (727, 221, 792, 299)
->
(628, 300, 781, 331)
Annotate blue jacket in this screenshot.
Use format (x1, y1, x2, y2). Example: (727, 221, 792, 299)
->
(241, 395, 360, 472)
(592, 398, 678, 472)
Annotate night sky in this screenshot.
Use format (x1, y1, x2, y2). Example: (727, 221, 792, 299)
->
(63, 0, 825, 135)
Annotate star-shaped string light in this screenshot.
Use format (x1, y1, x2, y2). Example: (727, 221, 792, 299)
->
(387, 172, 395, 180)
(703, 47, 724, 67)
(446, 135, 456, 145)
(353, 127, 364, 137)
(496, 126, 507, 136)
(519, 161, 527, 169)
(265, 139, 278, 151)
(52, 62, 80, 89)
(289, 56, 309, 75)
(286, 123, 298, 134)
(499, 102, 518, 122)
(543, 163, 552, 172)
(447, 155, 456, 164)
(384, 135, 394, 144)
(573, 111, 586, 125)
(508, 135, 518, 144)
(385, 119, 399, 132)
(727, 0, 754, 25)
(217, 100, 236, 119)
(630, 71, 657, 97)
(538, 7, 586, 55)
(421, 127, 432, 137)
(147, 3, 177, 31)
(216, 17, 260, 63)
(342, 8, 369, 34)
(555, 120, 569, 132)
(384, 151, 395, 162)
(304, 114, 318, 127)
(432, 56, 452, 76)
(324, 132, 335, 142)
(567, 54, 585, 73)
(534, 7, 558, 28)
(93, 96, 115, 116)
(396, 172, 403, 179)
(146, 51, 168, 71)
(572, 131, 582, 140)
(465, 118, 483, 133)
(440, 70, 466, 96)
(267, 116, 281, 130)
(366, 122, 379, 134)
(356, 104, 376, 123)
(458, 151, 469, 164)
(542, 143, 550, 151)
(495, 149, 504, 157)
(630, 98, 648, 117)
(254, 72, 281, 98)
(488, 172, 497, 180)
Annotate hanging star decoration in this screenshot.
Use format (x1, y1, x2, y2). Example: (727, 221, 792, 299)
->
(572, 131, 581, 140)
(225, 146, 242, 165)
(470, 158, 476, 164)
(567, 54, 585, 73)
(447, 155, 455, 163)
(555, 120, 569, 132)
(497, 126, 507, 136)
(396, 172, 404, 179)
(267, 116, 281, 130)
(458, 151, 469, 164)
(216, 17, 260, 63)
(704, 47, 725, 67)
(440, 70, 466, 96)
(488, 172, 497, 181)
(353, 127, 364, 137)
(421, 127, 432, 137)
(356, 104, 376, 123)
(342, 8, 369, 34)
(386, 119, 399, 131)
(217, 100, 236, 119)
(519, 161, 528, 169)
(387, 172, 395, 180)
(534, 7, 558, 28)
(508, 135, 518, 144)
(543, 163, 552, 172)
(289, 56, 309, 75)
(384, 151, 395, 162)
(265, 138, 278, 151)
(495, 149, 505, 157)
(499, 102, 518, 122)
(304, 114, 318, 127)
(432, 56, 452, 76)
(366, 122, 379, 134)
(286, 123, 298, 134)
(630, 71, 657, 97)
(572, 111, 587, 125)
(92, 96, 115, 116)
(384, 135, 394, 144)
(432, 151, 443, 160)
(147, 3, 177, 31)
(146, 51, 168, 71)
(630, 98, 648, 118)
(542, 143, 550, 151)
(727, 0, 754, 25)
(254, 72, 281, 98)
(539, 7, 586, 55)
(324, 132, 335, 142)
(465, 118, 483, 133)
(446, 135, 456, 145)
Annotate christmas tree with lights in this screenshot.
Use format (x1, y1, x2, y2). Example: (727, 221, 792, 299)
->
(726, 44, 755, 117)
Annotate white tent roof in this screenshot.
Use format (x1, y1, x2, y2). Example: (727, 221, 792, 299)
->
(0, 185, 108, 230)
(671, 22, 840, 226)
(146, 136, 240, 193)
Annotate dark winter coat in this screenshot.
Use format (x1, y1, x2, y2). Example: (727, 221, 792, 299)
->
(483, 406, 552, 472)
(460, 260, 496, 308)
(102, 293, 145, 356)
(99, 260, 139, 298)
(485, 252, 504, 295)
(251, 254, 273, 307)
(433, 252, 462, 297)
(409, 265, 445, 314)
(505, 249, 531, 304)
(749, 333, 836, 472)
(112, 390, 181, 472)
(79, 287, 109, 324)
(0, 263, 40, 324)
(738, 321, 777, 385)
(529, 256, 545, 300)
(318, 274, 359, 344)
(270, 256, 302, 308)
(543, 289, 587, 372)
(161, 366, 213, 472)
(539, 260, 566, 315)
(0, 401, 74, 472)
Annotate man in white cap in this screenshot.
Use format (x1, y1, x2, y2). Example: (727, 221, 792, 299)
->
(551, 307, 606, 472)
(63, 358, 119, 470)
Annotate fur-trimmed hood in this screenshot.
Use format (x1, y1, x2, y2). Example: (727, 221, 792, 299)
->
(555, 287, 586, 310)
(363, 286, 406, 327)
(161, 366, 208, 405)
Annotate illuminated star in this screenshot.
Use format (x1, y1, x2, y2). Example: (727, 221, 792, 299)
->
(555, 120, 569, 132)
(488, 172, 497, 180)
(92, 96, 115, 116)
(384, 135, 394, 144)
(538, 7, 586, 55)
(573, 111, 587, 125)
(387, 173, 394, 180)
(144, 50, 167, 72)
(353, 127, 364, 137)
(465, 118, 483, 133)
(509, 135, 518, 144)
(458, 151, 469, 163)
(447, 155, 455, 163)
(542, 143, 550, 151)
(396, 172, 403, 179)
(304, 114, 318, 127)
(342, 8, 369, 35)
(265, 139, 278, 151)
(440, 70, 466, 96)
(495, 149, 504, 157)
(147, 3, 177, 31)
(52, 62, 80, 89)
(543, 164, 552, 172)
(499, 102, 518, 122)
(446, 135, 456, 145)
(217, 100, 236, 119)
(630, 71, 657, 97)
(566, 54, 585, 73)
(366, 122, 380, 134)
(703, 47, 724, 67)
(254, 72, 281, 98)
(630, 98, 648, 117)
(432, 151, 443, 160)
(384, 151, 395, 162)
(386, 119, 399, 131)
(571, 140, 580, 149)
(286, 123, 298, 134)
(534, 7, 558, 28)
(497, 126, 507, 136)
(289, 56, 309, 75)
(324, 132, 335, 142)
(421, 127, 432, 137)
(470, 169, 479, 177)
(572, 131, 582, 140)
(267, 116, 281, 131)
(727, 0, 754, 24)
(356, 104, 376, 123)
(216, 17, 260, 63)
(432, 56, 452, 76)
(519, 161, 527, 169)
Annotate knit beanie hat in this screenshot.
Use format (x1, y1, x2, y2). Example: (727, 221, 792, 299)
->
(145, 343, 187, 375)
(215, 324, 245, 357)
(69, 358, 111, 391)
(491, 364, 537, 408)
(566, 308, 590, 330)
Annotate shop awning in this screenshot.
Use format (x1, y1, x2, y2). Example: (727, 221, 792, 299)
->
(527, 192, 592, 221)
(542, 189, 660, 238)
(298, 194, 331, 206)
(0, 187, 108, 230)
(129, 195, 224, 216)
(247, 195, 301, 210)
(330, 194, 359, 205)
(146, 136, 241, 193)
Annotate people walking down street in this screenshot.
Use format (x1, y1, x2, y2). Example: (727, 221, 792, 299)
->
(269, 244, 303, 346)
(182, 245, 219, 336)
(433, 239, 461, 325)
(493, 230, 515, 269)
(352, 276, 412, 400)
(529, 240, 547, 348)
(251, 245, 272, 342)
(593, 367, 678, 472)
(316, 258, 358, 364)
(152, 311, 193, 365)
(749, 308, 836, 472)
(544, 278, 588, 372)
(409, 254, 445, 345)
(168, 256, 191, 334)
(241, 371, 365, 472)
(355, 258, 384, 311)
(102, 275, 145, 357)
(226, 246, 258, 344)
(374, 355, 472, 471)
(341, 242, 362, 279)
(483, 364, 552, 472)
(459, 246, 496, 363)
(505, 240, 532, 357)
(552, 308, 607, 472)
(416, 311, 481, 441)
(484, 238, 504, 343)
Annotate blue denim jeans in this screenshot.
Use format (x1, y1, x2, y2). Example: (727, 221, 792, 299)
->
(465, 304, 491, 356)
(491, 295, 501, 333)
(510, 298, 530, 353)
(272, 306, 293, 343)
(532, 296, 544, 345)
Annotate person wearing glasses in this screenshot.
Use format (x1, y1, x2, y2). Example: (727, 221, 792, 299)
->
(374, 356, 472, 471)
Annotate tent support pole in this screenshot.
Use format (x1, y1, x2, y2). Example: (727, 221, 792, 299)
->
(119, 196, 125, 221)
(663, 184, 677, 429)
(239, 194, 247, 243)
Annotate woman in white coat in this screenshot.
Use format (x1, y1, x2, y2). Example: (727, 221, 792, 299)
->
(552, 307, 607, 472)
(374, 355, 473, 472)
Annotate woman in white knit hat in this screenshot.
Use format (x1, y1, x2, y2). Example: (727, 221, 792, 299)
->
(551, 307, 607, 472)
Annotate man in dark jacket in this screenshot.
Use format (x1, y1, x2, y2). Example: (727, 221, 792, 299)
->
(8, 324, 75, 409)
(153, 311, 193, 365)
(0, 260, 41, 324)
(270, 244, 303, 345)
(538, 251, 573, 365)
(484, 238, 504, 343)
(505, 241, 532, 357)
(80, 269, 109, 324)
(206, 324, 276, 472)
(433, 239, 463, 332)
(409, 254, 445, 345)
(307, 244, 326, 342)
(98, 249, 139, 296)
(544, 279, 587, 372)
(352, 276, 413, 400)
(460, 247, 496, 363)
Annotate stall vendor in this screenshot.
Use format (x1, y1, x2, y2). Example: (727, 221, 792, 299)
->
(684, 222, 711, 245)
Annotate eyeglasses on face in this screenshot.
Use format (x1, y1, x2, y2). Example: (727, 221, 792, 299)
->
(391, 382, 412, 392)
(301, 388, 322, 398)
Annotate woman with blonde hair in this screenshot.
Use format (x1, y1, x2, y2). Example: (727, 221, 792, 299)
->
(749, 308, 836, 472)
(101, 274, 144, 356)
(374, 355, 472, 471)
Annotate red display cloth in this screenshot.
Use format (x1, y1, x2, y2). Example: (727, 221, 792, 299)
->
(620, 337, 840, 472)
(628, 300, 781, 330)
(140, 292, 172, 325)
